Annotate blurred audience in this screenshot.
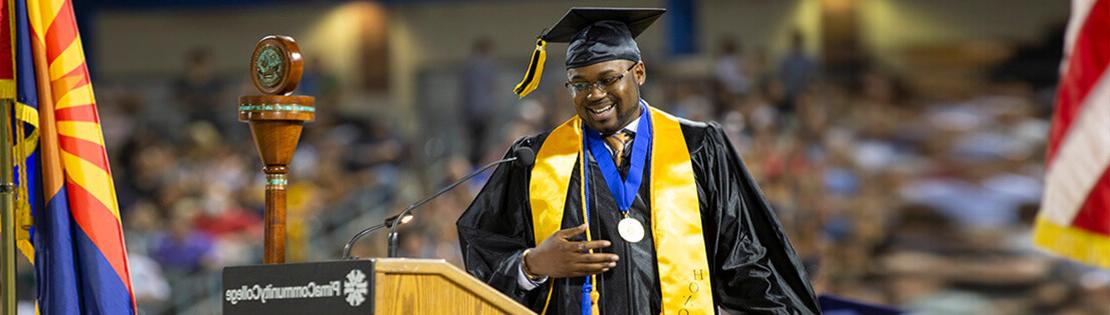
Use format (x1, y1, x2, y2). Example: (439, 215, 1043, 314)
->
(460, 38, 502, 165)
(778, 30, 818, 118)
(49, 25, 1103, 314)
(712, 36, 750, 116)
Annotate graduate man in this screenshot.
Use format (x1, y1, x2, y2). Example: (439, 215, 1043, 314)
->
(457, 7, 820, 314)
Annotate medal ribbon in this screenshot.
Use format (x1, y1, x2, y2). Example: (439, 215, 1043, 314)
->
(585, 100, 651, 214)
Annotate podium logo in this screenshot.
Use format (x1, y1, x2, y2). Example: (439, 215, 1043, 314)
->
(343, 269, 369, 307)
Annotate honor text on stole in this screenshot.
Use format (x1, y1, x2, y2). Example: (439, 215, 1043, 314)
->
(679, 268, 708, 314)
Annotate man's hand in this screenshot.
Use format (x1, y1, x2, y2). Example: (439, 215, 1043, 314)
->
(524, 224, 619, 278)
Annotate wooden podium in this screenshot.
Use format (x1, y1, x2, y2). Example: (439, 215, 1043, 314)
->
(223, 258, 535, 315)
(373, 259, 534, 314)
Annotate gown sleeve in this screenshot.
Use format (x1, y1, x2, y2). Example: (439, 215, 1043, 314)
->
(456, 136, 548, 311)
(693, 123, 821, 314)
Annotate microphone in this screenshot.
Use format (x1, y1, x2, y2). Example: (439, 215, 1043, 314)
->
(341, 213, 414, 259)
(341, 146, 535, 259)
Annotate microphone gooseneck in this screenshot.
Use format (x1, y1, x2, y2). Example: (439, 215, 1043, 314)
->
(343, 147, 534, 259)
(341, 213, 412, 259)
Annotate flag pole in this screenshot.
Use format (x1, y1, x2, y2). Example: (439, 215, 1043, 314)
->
(1, 98, 17, 315)
(1, 0, 16, 309)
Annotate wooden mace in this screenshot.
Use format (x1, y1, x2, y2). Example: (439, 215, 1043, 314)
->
(239, 35, 314, 264)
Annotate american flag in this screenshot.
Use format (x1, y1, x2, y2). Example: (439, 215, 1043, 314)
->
(1034, 0, 1110, 268)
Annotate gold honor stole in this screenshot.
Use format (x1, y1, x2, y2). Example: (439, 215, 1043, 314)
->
(529, 106, 713, 314)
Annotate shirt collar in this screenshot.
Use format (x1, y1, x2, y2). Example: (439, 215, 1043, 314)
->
(600, 108, 642, 154)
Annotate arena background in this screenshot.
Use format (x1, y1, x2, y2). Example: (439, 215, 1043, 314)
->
(14, 1, 1099, 314)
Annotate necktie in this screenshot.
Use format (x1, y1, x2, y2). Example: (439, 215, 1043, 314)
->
(604, 130, 633, 167)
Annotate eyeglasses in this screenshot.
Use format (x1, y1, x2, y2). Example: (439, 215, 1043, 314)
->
(565, 62, 639, 94)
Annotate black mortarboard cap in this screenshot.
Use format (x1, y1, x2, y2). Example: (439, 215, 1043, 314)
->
(513, 7, 665, 97)
(543, 7, 665, 67)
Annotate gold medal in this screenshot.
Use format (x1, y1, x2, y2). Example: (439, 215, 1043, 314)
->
(617, 217, 645, 243)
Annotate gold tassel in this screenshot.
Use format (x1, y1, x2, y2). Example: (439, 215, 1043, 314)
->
(513, 38, 546, 98)
(589, 286, 600, 314)
(578, 135, 601, 315)
(13, 102, 36, 262)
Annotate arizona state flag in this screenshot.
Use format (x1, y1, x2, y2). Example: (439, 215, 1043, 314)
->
(1, 0, 137, 313)
(1034, 0, 1110, 268)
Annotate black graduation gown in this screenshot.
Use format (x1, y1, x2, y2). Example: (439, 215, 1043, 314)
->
(457, 119, 820, 314)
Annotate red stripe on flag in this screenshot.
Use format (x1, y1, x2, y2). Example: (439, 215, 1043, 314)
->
(55, 105, 98, 122)
(58, 135, 109, 171)
(43, 0, 76, 63)
(0, 0, 14, 81)
(1048, 0, 1110, 164)
(1071, 168, 1110, 234)
(65, 179, 133, 294)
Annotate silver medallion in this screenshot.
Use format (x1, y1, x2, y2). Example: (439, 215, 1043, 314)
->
(617, 217, 645, 243)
